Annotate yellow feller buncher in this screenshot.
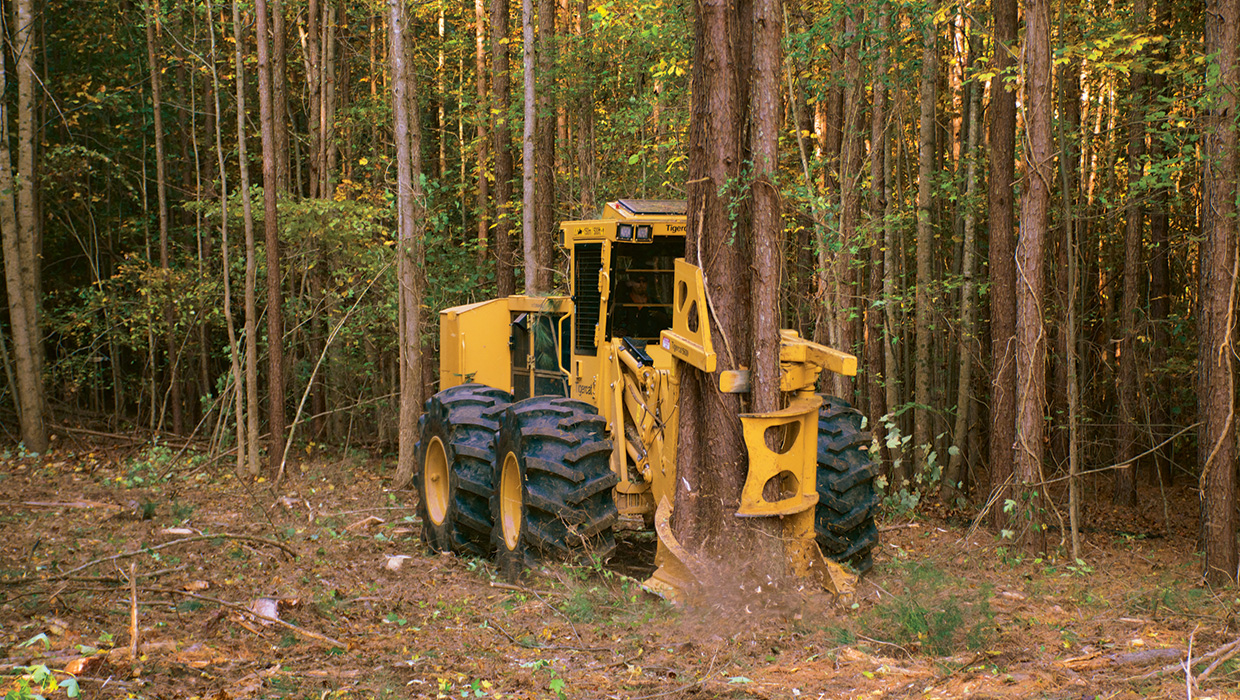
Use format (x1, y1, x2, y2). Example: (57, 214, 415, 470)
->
(415, 200, 879, 599)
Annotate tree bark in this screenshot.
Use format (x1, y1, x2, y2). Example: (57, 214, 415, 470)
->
(576, 0, 595, 215)
(1199, 0, 1239, 586)
(943, 31, 981, 505)
(675, 0, 783, 577)
(913, 8, 936, 477)
(865, 4, 890, 466)
(0, 0, 45, 452)
(750, 0, 780, 415)
(521, 0, 538, 293)
(389, 0, 428, 490)
(475, 0, 490, 264)
(1116, 0, 1148, 507)
(492, 0, 517, 296)
(145, 0, 182, 436)
(1015, 0, 1051, 552)
(255, 0, 287, 473)
(533, 0, 556, 292)
(987, 0, 1018, 529)
(233, 0, 262, 476)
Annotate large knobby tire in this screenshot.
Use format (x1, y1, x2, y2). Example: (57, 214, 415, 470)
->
(815, 395, 881, 573)
(415, 384, 513, 556)
(491, 397, 619, 581)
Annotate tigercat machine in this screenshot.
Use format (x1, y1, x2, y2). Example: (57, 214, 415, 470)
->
(415, 199, 879, 598)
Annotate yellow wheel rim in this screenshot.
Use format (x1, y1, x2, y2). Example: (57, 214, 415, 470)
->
(424, 436, 449, 526)
(500, 452, 523, 551)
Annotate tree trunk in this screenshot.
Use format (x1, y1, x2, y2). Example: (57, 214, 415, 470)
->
(576, 0, 595, 215)
(272, 0, 290, 190)
(675, 0, 783, 579)
(1015, 0, 1051, 552)
(750, 0, 780, 415)
(943, 31, 981, 505)
(987, 0, 1017, 529)
(390, 0, 428, 490)
(521, 0, 538, 293)
(305, 0, 323, 198)
(1116, 0, 1148, 506)
(256, 0, 287, 474)
(15, 0, 40, 403)
(233, 0, 261, 476)
(865, 4, 890, 467)
(0, 0, 44, 452)
(913, 8, 936, 477)
(492, 0, 517, 296)
(207, 0, 246, 473)
(1200, 0, 1239, 586)
(145, 0, 182, 436)
(533, 0, 556, 292)
(475, 0, 490, 264)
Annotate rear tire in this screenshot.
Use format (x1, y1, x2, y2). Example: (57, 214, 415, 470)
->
(414, 384, 512, 556)
(815, 395, 881, 573)
(491, 397, 619, 581)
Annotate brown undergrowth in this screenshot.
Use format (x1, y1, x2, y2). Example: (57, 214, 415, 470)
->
(0, 444, 1236, 699)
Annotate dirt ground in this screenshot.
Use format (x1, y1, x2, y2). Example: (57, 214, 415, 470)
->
(1, 441, 1237, 700)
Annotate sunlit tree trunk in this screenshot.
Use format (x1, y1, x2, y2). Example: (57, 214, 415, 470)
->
(988, 0, 1017, 529)
(256, 0, 287, 474)
(865, 4, 890, 466)
(521, 0, 538, 292)
(390, 0, 428, 490)
(533, 0, 555, 291)
(1015, 0, 1050, 552)
(475, 0, 490, 264)
(0, 0, 44, 452)
(944, 32, 981, 505)
(576, 0, 595, 215)
(492, 0, 517, 296)
(1200, 0, 1239, 586)
(913, 7, 936, 476)
(1115, 0, 1148, 507)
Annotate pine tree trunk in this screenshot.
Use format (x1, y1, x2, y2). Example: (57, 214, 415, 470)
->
(475, 0, 490, 264)
(1116, 0, 1148, 506)
(256, 0, 287, 474)
(576, 0, 595, 215)
(390, 0, 428, 490)
(521, 0, 538, 293)
(492, 0, 517, 296)
(0, 0, 44, 452)
(913, 9, 936, 476)
(1200, 0, 1239, 586)
(987, 0, 1018, 529)
(1015, 0, 1051, 552)
(865, 4, 890, 467)
(533, 0, 556, 292)
(943, 31, 981, 505)
(272, 0, 290, 190)
(234, 0, 262, 476)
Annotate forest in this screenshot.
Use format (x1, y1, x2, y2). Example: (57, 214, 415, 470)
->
(0, 0, 1239, 695)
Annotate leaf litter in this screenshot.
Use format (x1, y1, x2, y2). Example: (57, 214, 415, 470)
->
(0, 447, 1235, 699)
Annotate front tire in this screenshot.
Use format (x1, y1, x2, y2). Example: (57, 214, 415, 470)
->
(414, 384, 512, 556)
(491, 397, 619, 580)
(815, 395, 881, 573)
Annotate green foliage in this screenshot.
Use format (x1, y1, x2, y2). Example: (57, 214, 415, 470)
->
(863, 562, 994, 657)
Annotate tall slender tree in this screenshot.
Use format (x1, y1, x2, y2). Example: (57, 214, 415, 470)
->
(1015, 0, 1051, 551)
(255, 0, 287, 471)
(913, 7, 936, 473)
(492, 0, 517, 296)
(233, 0, 262, 477)
(988, 0, 1018, 528)
(0, 0, 44, 452)
(1199, 0, 1239, 585)
(390, 0, 428, 489)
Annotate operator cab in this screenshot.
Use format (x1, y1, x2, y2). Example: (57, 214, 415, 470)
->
(562, 199, 687, 357)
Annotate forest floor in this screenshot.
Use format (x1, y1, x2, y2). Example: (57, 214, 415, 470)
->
(0, 440, 1236, 700)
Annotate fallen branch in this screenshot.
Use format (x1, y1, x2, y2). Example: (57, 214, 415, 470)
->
(1126, 635, 1240, 682)
(47, 534, 297, 581)
(141, 586, 345, 649)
